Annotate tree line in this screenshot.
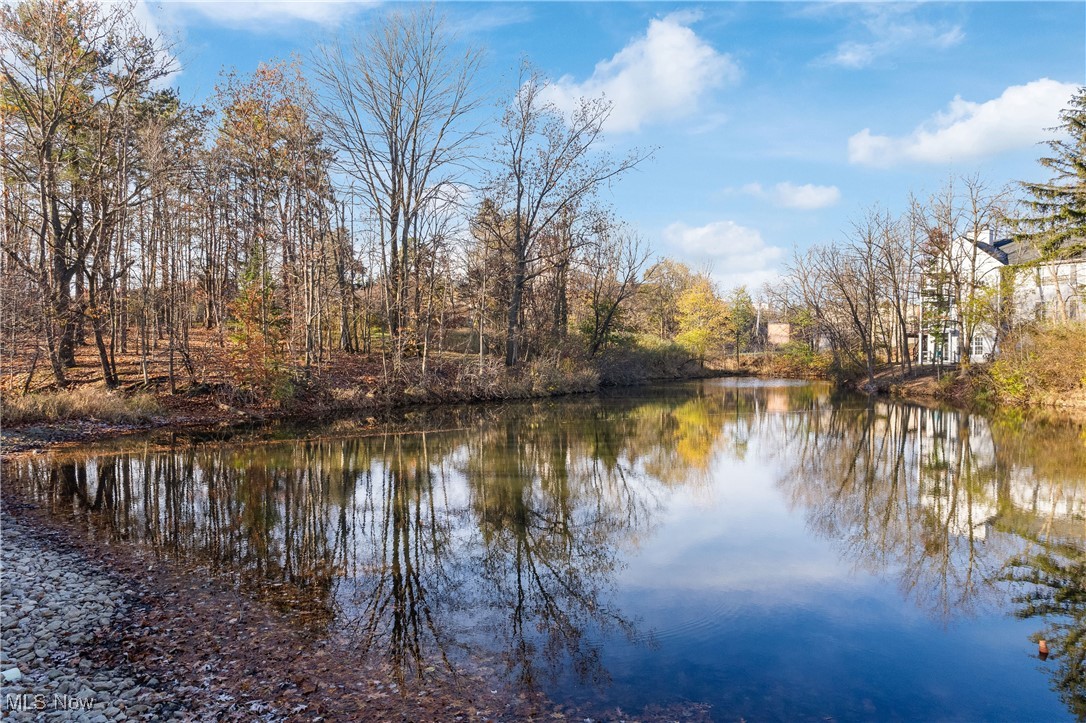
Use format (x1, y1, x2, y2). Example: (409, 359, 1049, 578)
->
(9, 0, 1074, 402)
(1, 0, 759, 399)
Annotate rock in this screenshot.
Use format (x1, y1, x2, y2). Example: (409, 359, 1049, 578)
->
(0, 517, 216, 721)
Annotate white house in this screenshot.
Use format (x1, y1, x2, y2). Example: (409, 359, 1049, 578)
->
(916, 230, 1086, 365)
(1001, 239, 1086, 323)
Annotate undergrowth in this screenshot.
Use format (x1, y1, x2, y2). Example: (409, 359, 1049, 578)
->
(2, 386, 161, 425)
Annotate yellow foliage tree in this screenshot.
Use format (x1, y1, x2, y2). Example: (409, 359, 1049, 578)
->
(675, 279, 730, 364)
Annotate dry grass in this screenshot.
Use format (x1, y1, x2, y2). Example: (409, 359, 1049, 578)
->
(987, 323, 1086, 405)
(754, 342, 833, 379)
(0, 326, 706, 428)
(1, 385, 161, 425)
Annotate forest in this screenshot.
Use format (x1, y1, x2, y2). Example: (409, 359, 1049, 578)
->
(0, 0, 761, 414)
(2, 0, 1083, 420)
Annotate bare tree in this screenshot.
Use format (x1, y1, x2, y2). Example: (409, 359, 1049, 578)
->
(311, 7, 482, 373)
(1, 0, 175, 386)
(578, 225, 649, 357)
(481, 66, 648, 366)
(874, 210, 921, 374)
(913, 176, 1007, 370)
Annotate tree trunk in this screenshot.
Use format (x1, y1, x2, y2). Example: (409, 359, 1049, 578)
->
(505, 260, 526, 367)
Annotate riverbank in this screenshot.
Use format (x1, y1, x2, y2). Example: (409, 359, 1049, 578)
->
(7, 361, 1085, 460)
(1, 346, 732, 456)
(859, 363, 1086, 414)
(0, 514, 185, 722)
(853, 324, 1086, 412)
(0, 496, 561, 722)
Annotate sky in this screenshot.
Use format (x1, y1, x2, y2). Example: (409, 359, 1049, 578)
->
(131, 1, 1085, 292)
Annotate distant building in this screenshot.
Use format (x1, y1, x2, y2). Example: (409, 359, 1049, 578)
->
(767, 322, 791, 346)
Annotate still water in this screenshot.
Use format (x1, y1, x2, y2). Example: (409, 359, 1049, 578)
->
(7, 380, 1086, 721)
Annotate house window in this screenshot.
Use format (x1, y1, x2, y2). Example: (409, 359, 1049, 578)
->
(971, 335, 986, 358)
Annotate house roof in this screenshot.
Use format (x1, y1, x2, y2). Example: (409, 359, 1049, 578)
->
(999, 238, 1086, 266)
(975, 240, 1009, 264)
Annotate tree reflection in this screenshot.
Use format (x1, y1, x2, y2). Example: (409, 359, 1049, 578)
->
(331, 432, 469, 684)
(774, 401, 1042, 618)
(773, 399, 1086, 717)
(461, 407, 648, 689)
(1004, 537, 1086, 720)
(9, 387, 739, 693)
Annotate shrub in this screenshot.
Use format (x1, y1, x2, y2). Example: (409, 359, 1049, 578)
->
(986, 323, 1086, 404)
(1, 386, 160, 425)
(526, 356, 599, 395)
(596, 336, 697, 385)
(757, 342, 833, 378)
(225, 254, 295, 405)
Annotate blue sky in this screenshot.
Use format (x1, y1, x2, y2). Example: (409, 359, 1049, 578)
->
(134, 1, 1085, 292)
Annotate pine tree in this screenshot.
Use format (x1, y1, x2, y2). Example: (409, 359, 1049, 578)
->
(1014, 86, 1086, 257)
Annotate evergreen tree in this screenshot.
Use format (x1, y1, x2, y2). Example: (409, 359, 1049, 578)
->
(1013, 86, 1086, 257)
(726, 286, 757, 365)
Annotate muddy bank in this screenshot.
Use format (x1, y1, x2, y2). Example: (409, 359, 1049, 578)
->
(862, 364, 1086, 418)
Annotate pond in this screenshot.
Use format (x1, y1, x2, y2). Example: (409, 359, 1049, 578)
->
(6, 379, 1085, 721)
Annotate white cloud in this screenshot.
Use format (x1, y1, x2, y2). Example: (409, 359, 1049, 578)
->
(164, 1, 368, 30)
(446, 5, 532, 37)
(773, 182, 841, 210)
(848, 79, 1079, 167)
(540, 11, 739, 133)
(741, 182, 841, 210)
(712, 267, 781, 296)
(663, 221, 784, 291)
(130, 1, 168, 41)
(819, 5, 964, 69)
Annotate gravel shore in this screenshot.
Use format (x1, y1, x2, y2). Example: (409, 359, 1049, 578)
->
(0, 516, 198, 721)
(0, 504, 559, 722)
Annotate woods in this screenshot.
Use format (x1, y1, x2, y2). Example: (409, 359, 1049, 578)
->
(2, 0, 1082, 415)
(1, 0, 744, 408)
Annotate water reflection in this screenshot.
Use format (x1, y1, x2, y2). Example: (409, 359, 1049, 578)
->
(1005, 536, 1086, 718)
(772, 397, 1086, 717)
(7, 381, 1085, 719)
(774, 401, 1016, 618)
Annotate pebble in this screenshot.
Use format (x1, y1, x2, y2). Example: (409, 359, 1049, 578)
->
(0, 518, 198, 721)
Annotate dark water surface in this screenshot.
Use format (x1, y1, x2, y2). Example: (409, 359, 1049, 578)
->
(7, 380, 1085, 721)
